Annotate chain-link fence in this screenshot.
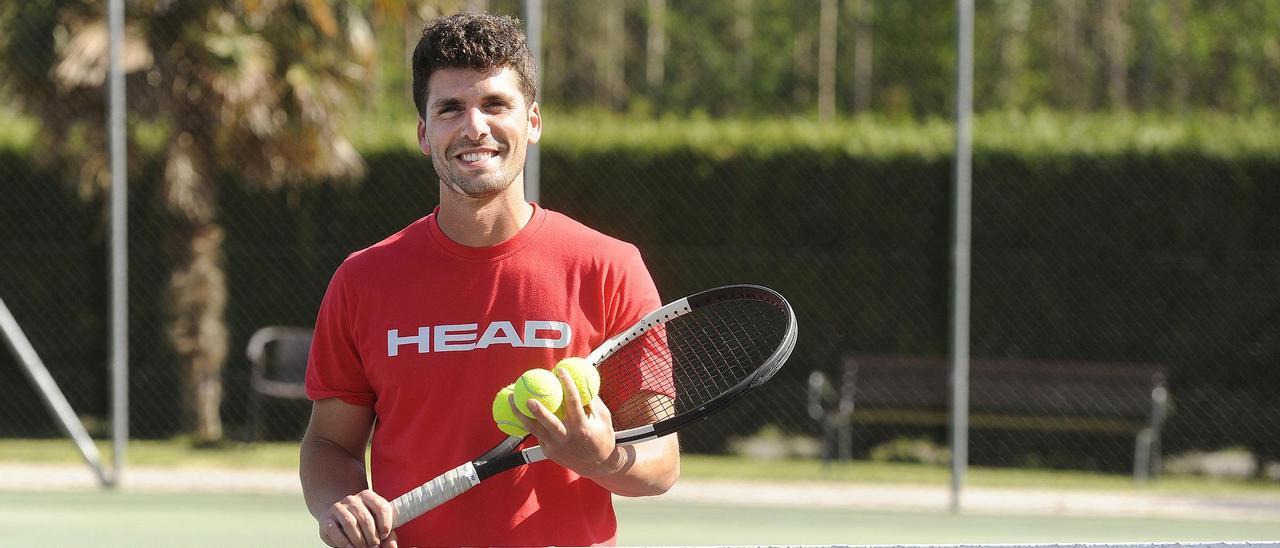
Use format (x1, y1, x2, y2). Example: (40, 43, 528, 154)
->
(2, 0, 1279, 485)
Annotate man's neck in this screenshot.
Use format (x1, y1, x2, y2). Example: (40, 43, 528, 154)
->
(435, 183, 534, 248)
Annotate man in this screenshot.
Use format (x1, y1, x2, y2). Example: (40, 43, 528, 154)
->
(300, 11, 680, 548)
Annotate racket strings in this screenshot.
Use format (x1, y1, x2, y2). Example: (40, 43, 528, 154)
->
(598, 298, 789, 431)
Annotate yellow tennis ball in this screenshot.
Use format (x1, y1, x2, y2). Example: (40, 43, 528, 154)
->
(554, 357, 600, 404)
(492, 384, 528, 437)
(514, 368, 563, 418)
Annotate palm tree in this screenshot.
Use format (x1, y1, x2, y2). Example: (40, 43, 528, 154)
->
(2, 0, 375, 443)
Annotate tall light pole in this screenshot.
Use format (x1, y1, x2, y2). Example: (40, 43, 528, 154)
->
(523, 0, 542, 203)
(949, 0, 974, 514)
(108, 0, 129, 488)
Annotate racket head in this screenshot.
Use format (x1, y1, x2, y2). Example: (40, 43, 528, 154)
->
(591, 284, 797, 439)
(390, 284, 796, 528)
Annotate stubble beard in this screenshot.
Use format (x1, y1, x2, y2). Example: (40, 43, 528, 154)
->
(432, 139, 524, 199)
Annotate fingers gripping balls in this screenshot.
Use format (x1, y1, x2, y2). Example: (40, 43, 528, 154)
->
(554, 357, 600, 404)
(491, 357, 601, 437)
(513, 368, 564, 417)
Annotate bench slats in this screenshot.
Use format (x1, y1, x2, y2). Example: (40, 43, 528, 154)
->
(845, 354, 1167, 431)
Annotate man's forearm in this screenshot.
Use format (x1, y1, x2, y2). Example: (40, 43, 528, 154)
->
(587, 437, 680, 497)
(300, 435, 372, 518)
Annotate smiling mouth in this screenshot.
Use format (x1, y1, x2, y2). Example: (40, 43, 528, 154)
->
(458, 151, 499, 163)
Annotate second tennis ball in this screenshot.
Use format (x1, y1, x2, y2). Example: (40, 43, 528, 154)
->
(492, 384, 529, 437)
(514, 368, 563, 418)
(554, 357, 600, 403)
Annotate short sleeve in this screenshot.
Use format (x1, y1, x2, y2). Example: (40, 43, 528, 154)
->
(305, 264, 376, 406)
(598, 245, 675, 424)
(605, 245, 661, 336)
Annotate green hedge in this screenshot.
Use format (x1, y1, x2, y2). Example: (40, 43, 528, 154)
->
(351, 110, 1280, 160)
(1, 113, 1277, 464)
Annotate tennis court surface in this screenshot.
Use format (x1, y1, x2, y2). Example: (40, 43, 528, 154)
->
(3, 463, 1279, 546)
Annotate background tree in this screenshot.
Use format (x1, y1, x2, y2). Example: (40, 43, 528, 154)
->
(2, 0, 374, 443)
(817, 0, 837, 122)
(996, 0, 1030, 111)
(1099, 0, 1132, 110)
(646, 0, 667, 95)
(602, 0, 626, 110)
(849, 0, 874, 114)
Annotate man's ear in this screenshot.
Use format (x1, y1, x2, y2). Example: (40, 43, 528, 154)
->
(527, 101, 542, 146)
(417, 117, 431, 155)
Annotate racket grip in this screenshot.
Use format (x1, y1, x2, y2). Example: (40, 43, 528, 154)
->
(391, 462, 481, 528)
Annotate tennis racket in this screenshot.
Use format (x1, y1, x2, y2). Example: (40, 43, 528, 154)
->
(390, 283, 798, 528)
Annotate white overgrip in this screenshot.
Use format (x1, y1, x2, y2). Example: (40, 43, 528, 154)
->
(391, 461, 481, 528)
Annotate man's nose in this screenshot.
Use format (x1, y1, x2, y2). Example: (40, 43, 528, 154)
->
(461, 108, 491, 142)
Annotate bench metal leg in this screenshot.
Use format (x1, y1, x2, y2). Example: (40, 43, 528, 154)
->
(1134, 428, 1153, 483)
(838, 420, 852, 461)
(821, 419, 836, 471)
(244, 391, 262, 443)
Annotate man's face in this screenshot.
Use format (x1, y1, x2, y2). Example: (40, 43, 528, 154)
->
(418, 67, 541, 199)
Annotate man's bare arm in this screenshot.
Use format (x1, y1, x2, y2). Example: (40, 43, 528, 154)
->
(585, 432, 680, 497)
(300, 398, 396, 548)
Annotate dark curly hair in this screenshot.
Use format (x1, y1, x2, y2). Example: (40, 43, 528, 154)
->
(412, 12, 538, 120)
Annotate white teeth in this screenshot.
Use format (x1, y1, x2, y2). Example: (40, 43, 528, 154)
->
(461, 152, 494, 162)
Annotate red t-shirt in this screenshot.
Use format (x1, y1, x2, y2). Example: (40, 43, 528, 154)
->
(306, 203, 660, 547)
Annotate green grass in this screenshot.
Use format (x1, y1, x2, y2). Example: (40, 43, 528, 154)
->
(0, 438, 300, 470)
(4, 438, 1278, 497)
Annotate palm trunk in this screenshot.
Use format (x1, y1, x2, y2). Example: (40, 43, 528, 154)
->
(168, 223, 228, 443)
(163, 129, 228, 444)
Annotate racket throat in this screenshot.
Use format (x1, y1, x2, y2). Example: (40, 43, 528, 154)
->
(475, 450, 533, 481)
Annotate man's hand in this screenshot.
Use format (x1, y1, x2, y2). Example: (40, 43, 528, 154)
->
(517, 367, 626, 478)
(318, 489, 398, 548)
(302, 399, 394, 547)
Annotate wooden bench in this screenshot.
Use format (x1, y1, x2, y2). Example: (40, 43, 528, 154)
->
(839, 354, 1170, 480)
